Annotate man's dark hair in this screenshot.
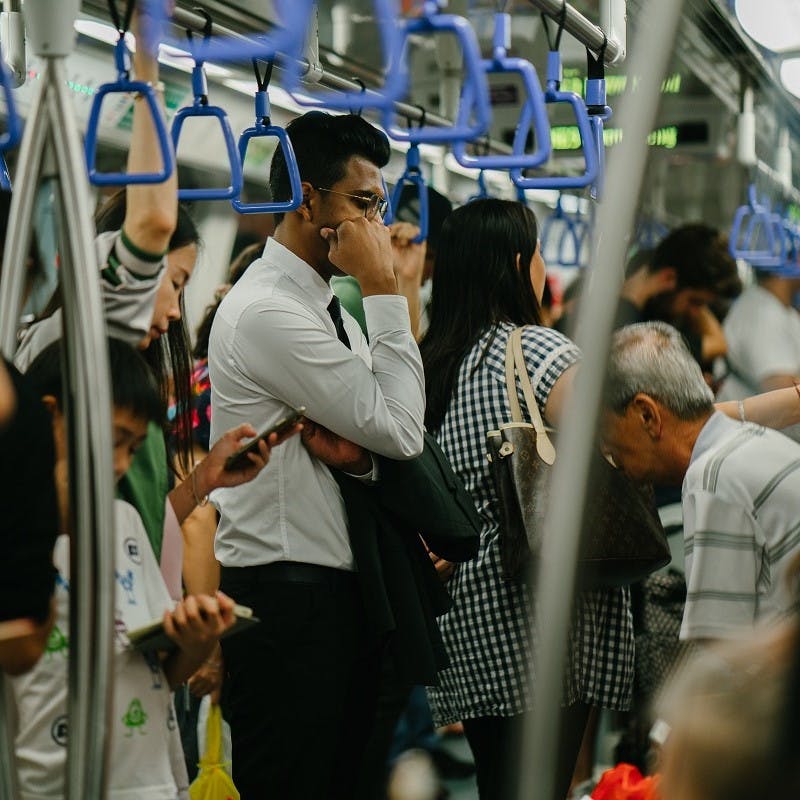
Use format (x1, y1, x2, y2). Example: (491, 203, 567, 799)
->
(652, 223, 741, 297)
(269, 111, 391, 225)
(26, 337, 164, 424)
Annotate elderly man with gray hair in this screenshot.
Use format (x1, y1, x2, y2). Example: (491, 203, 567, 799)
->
(601, 321, 800, 642)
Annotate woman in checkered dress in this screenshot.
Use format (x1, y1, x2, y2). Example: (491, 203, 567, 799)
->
(420, 200, 634, 800)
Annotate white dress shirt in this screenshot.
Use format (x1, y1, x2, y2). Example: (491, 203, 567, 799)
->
(208, 238, 425, 570)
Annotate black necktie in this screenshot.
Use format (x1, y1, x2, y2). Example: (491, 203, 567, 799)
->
(327, 296, 351, 350)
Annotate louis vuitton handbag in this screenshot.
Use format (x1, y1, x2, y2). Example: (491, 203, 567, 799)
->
(486, 328, 670, 585)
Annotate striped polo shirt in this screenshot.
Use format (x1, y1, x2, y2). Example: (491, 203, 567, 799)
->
(681, 412, 800, 640)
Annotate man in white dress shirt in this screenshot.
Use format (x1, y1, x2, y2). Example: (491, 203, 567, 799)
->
(208, 111, 425, 798)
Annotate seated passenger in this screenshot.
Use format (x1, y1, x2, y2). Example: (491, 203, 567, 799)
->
(602, 322, 800, 641)
(7, 338, 276, 799)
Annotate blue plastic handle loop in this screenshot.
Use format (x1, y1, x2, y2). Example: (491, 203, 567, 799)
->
(384, 145, 428, 243)
(541, 196, 584, 267)
(138, 0, 312, 67)
(585, 46, 611, 201)
(0, 154, 11, 192)
(171, 60, 243, 201)
(231, 89, 302, 214)
(453, 14, 550, 170)
(467, 170, 491, 203)
(729, 185, 785, 267)
(86, 38, 175, 186)
(510, 50, 599, 191)
(383, 1, 491, 144)
(284, 0, 405, 112)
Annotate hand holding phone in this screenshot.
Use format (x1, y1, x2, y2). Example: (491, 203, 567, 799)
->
(224, 407, 306, 471)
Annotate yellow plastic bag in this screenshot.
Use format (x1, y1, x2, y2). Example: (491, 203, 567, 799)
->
(189, 702, 240, 800)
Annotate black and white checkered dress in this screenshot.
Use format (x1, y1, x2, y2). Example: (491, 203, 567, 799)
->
(427, 322, 634, 725)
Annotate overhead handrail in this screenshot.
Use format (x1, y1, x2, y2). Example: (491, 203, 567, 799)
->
(384, 123, 428, 243)
(511, 6, 599, 191)
(285, 0, 406, 112)
(231, 58, 302, 214)
(729, 184, 785, 268)
(382, 0, 491, 144)
(85, 0, 174, 186)
(139, 0, 312, 67)
(585, 41, 612, 201)
(453, 10, 551, 170)
(1, 2, 116, 798)
(171, 15, 243, 202)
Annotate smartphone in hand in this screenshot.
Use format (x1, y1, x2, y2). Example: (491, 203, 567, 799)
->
(224, 407, 305, 471)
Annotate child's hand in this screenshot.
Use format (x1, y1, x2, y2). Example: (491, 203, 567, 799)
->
(163, 591, 235, 661)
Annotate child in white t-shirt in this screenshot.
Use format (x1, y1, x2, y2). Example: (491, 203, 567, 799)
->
(9, 339, 259, 800)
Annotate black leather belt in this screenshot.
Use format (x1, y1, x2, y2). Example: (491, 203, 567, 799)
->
(222, 560, 357, 589)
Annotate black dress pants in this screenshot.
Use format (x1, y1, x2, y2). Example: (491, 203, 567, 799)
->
(220, 563, 384, 800)
(463, 702, 591, 800)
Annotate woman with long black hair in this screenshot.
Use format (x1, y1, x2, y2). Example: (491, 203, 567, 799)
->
(420, 199, 634, 800)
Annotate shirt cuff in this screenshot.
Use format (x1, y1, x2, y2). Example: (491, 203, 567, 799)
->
(362, 295, 411, 336)
(345, 453, 380, 484)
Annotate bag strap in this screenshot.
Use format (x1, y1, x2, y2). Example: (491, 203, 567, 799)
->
(505, 328, 556, 464)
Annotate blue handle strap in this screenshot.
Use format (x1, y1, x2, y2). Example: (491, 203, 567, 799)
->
(0, 54, 21, 152)
(541, 197, 583, 266)
(385, 145, 428, 243)
(467, 170, 491, 203)
(0, 154, 10, 192)
(383, 1, 491, 144)
(453, 13, 550, 170)
(138, 0, 311, 67)
(86, 38, 175, 186)
(729, 185, 784, 266)
(585, 44, 611, 201)
(285, 0, 405, 112)
(231, 69, 302, 214)
(511, 51, 599, 190)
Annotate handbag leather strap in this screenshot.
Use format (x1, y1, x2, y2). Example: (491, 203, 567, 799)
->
(504, 328, 556, 465)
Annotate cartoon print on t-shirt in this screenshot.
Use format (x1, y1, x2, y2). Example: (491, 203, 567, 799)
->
(143, 652, 163, 689)
(45, 625, 68, 658)
(123, 536, 142, 564)
(115, 569, 137, 605)
(51, 715, 68, 747)
(122, 698, 147, 735)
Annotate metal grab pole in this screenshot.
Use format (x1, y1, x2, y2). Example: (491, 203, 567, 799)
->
(46, 58, 116, 800)
(527, 0, 623, 65)
(517, 0, 685, 798)
(0, 3, 116, 797)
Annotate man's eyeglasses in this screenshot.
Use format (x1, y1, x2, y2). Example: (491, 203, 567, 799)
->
(315, 187, 388, 221)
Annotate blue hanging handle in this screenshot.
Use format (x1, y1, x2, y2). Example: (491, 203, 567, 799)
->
(138, 0, 311, 67)
(86, 33, 175, 186)
(172, 23, 243, 202)
(0, 45, 21, 191)
(285, 0, 406, 112)
(383, 0, 491, 144)
(511, 49, 598, 191)
(384, 144, 428, 243)
(453, 12, 550, 170)
(232, 60, 302, 214)
(729, 184, 784, 267)
(541, 196, 584, 267)
(585, 44, 612, 201)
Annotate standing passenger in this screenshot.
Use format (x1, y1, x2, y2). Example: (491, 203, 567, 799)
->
(208, 110, 425, 799)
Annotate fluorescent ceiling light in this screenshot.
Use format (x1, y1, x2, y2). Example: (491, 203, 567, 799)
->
(781, 58, 800, 100)
(734, 0, 800, 53)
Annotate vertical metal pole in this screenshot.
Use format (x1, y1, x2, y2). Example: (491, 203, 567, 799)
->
(517, 1, 685, 798)
(0, 51, 48, 800)
(46, 59, 115, 800)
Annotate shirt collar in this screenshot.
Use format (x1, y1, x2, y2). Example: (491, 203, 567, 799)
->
(261, 237, 333, 306)
(689, 410, 740, 467)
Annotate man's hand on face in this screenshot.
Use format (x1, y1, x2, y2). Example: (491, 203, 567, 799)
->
(301, 420, 372, 475)
(320, 217, 397, 297)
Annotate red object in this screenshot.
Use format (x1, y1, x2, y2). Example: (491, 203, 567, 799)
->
(591, 764, 661, 800)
